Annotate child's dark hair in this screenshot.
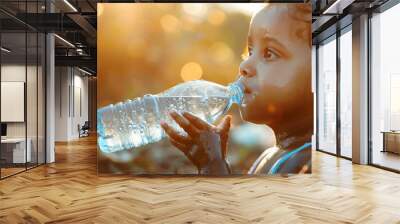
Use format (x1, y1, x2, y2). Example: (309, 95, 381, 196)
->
(262, 3, 311, 47)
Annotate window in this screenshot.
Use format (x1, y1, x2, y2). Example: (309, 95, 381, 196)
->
(371, 2, 400, 171)
(317, 36, 337, 154)
(339, 28, 352, 158)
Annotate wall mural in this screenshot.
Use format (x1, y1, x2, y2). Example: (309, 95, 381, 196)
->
(97, 3, 313, 175)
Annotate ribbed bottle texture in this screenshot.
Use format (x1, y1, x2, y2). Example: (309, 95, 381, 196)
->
(97, 79, 244, 153)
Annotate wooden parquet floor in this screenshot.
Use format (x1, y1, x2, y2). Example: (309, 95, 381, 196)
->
(1, 136, 400, 224)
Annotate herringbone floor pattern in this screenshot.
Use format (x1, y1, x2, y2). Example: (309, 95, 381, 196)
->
(1, 136, 400, 223)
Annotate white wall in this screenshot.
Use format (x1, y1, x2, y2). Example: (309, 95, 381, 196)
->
(55, 66, 69, 141)
(72, 73, 89, 138)
(1, 65, 37, 138)
(55, 67, 89, 141)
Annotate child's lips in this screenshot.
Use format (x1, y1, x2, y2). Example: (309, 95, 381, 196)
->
(243, 85, 252, 94)
(244, 92, 256, 99)
(242, 92, 256, 107)
(241, 84, 256, 106)
(243, 86, 256, 97)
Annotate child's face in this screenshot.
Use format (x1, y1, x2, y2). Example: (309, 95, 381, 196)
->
(239, 5, 312, 130)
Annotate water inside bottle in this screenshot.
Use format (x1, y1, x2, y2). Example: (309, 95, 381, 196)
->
(157, 95, 230, 122)
(98, 95, 230, 153)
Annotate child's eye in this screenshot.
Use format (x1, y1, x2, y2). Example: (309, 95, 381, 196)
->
(248, 47, 253, 56)
(241, 47, 253, 60)
(264, 48, 280, 61)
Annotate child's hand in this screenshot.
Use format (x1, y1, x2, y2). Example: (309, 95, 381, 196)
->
(160, 111, 231, 175)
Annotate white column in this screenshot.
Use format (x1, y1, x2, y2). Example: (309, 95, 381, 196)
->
(46, 33, 55, 163)
(45, 1, 56, 163)
(352, 14, 369, 164)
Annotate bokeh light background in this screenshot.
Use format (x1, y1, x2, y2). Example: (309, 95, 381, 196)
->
(98, 3, 276, 175)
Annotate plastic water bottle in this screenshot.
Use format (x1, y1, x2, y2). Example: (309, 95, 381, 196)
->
(97, 78, 244, 154)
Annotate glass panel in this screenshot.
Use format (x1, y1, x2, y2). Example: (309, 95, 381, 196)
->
(27, 30, 38, 169)
(340, 29, 352, 158)
(0, 1, 46, 178)
(1, 30, 27, 177)
(38, 32, 45, 165)
(317, 37, 337, 154)
(371, 3, 400, 171)
(36, 1, 46, 165)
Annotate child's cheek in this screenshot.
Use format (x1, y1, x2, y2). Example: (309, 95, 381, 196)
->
(258, 61, 296, 88)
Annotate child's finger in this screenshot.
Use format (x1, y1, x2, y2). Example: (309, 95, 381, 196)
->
(161, 121, 191, 145)
(217, 115, 231, 134)
(182, 111, 211, 130)
(169, 111, 199, 138)
(169, 138, 190, 156)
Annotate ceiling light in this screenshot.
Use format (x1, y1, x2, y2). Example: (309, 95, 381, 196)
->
(78, 67, 93, 76)
(54, 34, 75, 48)
(1, 47, 11, 53)
(323, 0, 354, 15)
(63, 0, 78, 12)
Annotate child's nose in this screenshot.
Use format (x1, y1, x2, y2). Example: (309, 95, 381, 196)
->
(239, 60, 256, 78)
